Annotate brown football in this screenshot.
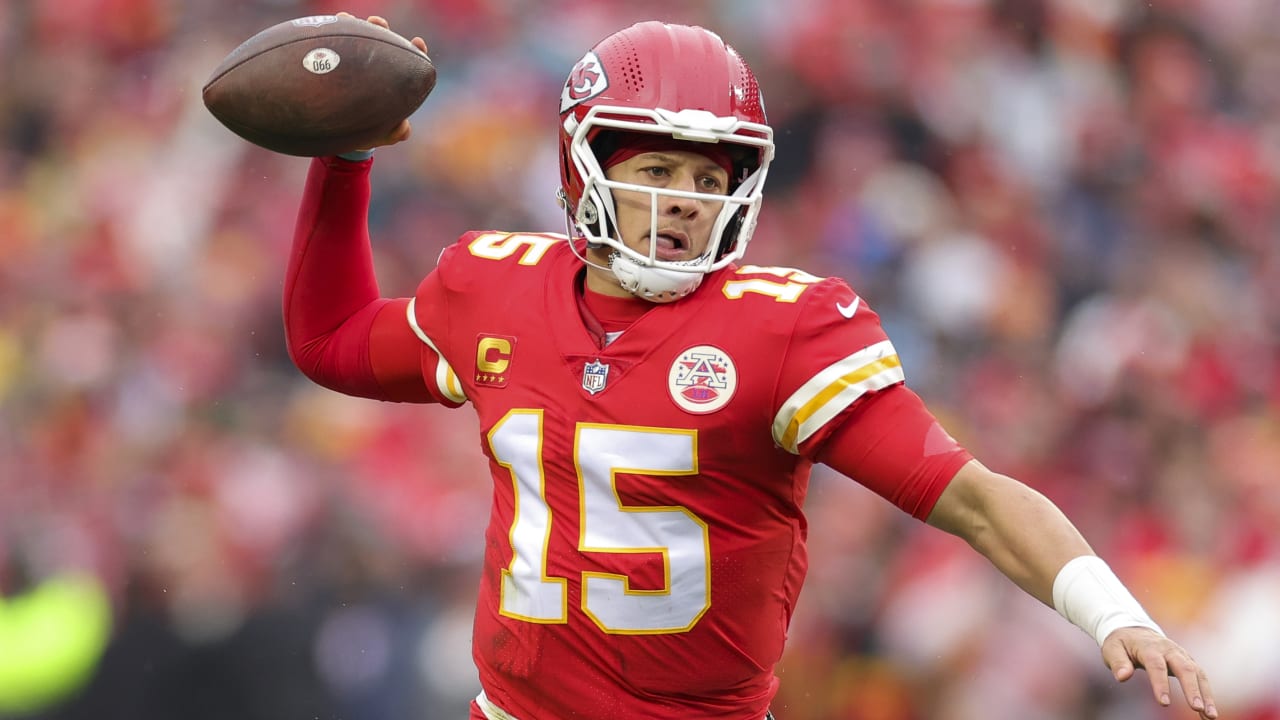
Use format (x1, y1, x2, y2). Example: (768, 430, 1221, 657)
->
(202, 15, 436, 156)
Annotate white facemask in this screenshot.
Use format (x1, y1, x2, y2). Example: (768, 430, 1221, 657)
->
(561, 107, 774, 303)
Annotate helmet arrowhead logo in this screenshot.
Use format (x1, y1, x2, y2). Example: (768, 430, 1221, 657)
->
(560, 52, 608, 112)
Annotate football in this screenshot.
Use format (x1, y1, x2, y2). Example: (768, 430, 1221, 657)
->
(202, 15, 436, 157)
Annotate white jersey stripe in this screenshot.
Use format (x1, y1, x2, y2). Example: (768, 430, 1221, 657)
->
(407, 297, 467, 404)
(773, 340, 904, 453)
(475, 690, 522, 720)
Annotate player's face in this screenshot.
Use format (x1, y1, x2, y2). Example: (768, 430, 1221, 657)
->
(603, 150, 730, 263)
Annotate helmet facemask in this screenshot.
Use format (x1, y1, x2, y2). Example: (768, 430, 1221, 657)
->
(562, 106, 773, 302)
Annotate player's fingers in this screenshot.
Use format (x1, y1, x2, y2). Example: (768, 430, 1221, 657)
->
(1197, 671, 1218, 719)
(366, 15, 390, 29)
(353, 119, 411, 152)
(412, 36, 428, 54)
(1101, 639, 1135, 682)
(376, 119, 411, 147)
(1169, 655, 1217, 719)
(1139, 651, 1172, 706)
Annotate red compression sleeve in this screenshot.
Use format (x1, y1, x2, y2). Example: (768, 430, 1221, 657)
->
(810, 385, 973, 520)
(283, 157, 431, 402)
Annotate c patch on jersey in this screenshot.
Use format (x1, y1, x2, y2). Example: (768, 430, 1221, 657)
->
(475, 334, 515, 388)
(668, 345, 737, 414)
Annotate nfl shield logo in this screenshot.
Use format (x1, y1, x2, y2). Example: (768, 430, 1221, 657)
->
(582, 359, 610, 395)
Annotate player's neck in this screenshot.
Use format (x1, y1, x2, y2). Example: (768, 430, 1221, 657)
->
(574, 270, 652, 347)
(580, 280, 652, 332)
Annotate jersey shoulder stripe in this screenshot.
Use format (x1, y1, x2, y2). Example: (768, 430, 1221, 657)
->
(772, 339, 903, 453)
(406, 297, 467, 404)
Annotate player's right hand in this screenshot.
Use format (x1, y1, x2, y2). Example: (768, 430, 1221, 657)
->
(337, 11, 428, 150)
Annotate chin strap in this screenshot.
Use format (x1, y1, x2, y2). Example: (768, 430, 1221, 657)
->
(609, 252, 704, 303)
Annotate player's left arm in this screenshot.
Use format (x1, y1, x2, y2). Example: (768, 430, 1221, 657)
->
(926, 460, 1218, 719)
(780, 276, 1219, 718)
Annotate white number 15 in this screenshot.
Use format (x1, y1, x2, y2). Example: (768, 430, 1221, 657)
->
(487, 410, 710, 635)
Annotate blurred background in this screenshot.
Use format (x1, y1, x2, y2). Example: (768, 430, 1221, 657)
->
(1, 0, 1277, 718)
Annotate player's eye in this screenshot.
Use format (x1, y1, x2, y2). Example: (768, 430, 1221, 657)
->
(698, 175, 726, 192)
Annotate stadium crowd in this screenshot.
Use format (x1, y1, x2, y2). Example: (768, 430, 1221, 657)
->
(0, 0, 1277, 718)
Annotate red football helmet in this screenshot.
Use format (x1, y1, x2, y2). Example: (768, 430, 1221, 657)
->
(557, 21, 775, 302)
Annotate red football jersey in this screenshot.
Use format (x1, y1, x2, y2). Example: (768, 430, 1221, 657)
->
(408, 231, 908, 719)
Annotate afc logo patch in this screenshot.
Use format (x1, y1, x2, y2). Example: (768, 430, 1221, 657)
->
(668, 345, 737, 414)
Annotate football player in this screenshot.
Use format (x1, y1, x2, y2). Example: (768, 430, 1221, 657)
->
(283, 15, 1218, 720)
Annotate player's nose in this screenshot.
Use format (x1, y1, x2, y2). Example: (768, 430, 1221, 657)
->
(661, 171, 701, 216)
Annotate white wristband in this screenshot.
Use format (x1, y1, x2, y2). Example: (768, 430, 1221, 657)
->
(1052, 555, 1164, 646)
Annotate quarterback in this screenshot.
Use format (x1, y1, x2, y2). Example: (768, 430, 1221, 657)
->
(281, 15, 1218, 720)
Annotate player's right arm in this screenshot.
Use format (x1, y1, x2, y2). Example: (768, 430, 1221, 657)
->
(283, 156, 435, 402)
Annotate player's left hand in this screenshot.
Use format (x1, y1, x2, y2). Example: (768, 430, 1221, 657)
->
(1103, 626, 1218, 718)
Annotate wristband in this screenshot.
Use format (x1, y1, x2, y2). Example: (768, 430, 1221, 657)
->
(1052, 555, 1164, 646)
(337, 148, 375, 162)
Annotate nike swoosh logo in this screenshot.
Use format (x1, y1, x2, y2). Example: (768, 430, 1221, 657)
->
(836, 297, 861, 319)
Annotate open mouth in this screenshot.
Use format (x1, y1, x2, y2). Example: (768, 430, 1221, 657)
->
(651, 231, 690, 261)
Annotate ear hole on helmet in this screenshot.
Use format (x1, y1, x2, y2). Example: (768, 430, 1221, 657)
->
(578, 189, 619, 247)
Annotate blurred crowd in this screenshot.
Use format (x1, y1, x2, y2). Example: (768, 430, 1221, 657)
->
(1, 0, 1277, 718)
